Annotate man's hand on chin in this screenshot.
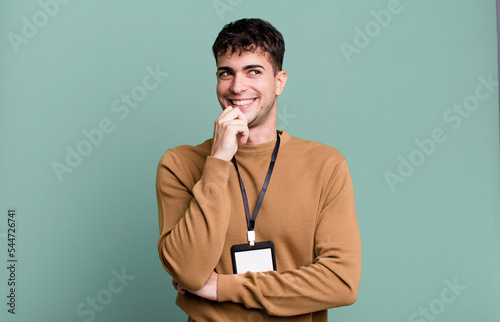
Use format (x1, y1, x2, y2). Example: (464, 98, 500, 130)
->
(172, 271, 219, 301)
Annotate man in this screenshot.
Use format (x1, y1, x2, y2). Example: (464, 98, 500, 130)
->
(157, 18, 361, 321)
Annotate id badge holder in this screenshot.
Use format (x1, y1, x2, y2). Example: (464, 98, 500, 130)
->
(230, 133, 280, 274)
(231, 240, 277, 274)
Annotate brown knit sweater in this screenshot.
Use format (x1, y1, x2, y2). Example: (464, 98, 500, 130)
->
(157, 131, 361, 321)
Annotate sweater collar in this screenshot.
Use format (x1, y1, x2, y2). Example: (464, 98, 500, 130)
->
(235, 130, 290, 156)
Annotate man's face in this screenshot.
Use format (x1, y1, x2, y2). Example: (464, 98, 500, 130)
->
(216, 48, 286, 129)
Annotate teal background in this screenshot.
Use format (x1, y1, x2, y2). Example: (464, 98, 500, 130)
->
(1, 0, 499, 321)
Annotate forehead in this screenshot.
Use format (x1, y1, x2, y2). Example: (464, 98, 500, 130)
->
(216, 48, 272, 69)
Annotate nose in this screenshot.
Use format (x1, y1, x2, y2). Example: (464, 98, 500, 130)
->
(230, 74, 248, 94)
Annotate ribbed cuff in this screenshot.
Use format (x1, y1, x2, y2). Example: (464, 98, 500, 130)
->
(217, 273, 249, 303)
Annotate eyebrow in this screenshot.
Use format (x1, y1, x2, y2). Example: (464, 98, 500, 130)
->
(217, 64, 265, 72)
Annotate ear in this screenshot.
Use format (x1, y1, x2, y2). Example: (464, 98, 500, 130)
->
(275, 70, 287, 96)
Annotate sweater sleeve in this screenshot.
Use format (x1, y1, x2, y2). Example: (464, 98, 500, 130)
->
(217, 159, 362, 317)
(157, 150, 233, 291)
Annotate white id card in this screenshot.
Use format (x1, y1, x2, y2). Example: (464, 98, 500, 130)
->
(230, 241, 277, 274)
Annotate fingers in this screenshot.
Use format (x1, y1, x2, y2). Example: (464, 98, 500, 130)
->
(216, 119, 248, 136)
(224, 109, 249, 144)
(238, 124, 249, 144)
(228, 108, 250, 142)
(216, 106, 248, 125)
(219, 105, 234, 118)
(214, 107, 248, 139)
(211, 106, 249, 161)
(171, 278, 186, 294)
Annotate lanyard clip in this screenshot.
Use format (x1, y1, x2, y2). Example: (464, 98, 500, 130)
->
(247, 230, 255, 246)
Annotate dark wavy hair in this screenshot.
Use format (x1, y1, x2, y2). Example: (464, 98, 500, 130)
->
(212, 18, 285, 75)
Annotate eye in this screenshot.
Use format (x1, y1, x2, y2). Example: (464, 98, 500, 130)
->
(218, 71, 232, 78)
(249, 70, 261, 75)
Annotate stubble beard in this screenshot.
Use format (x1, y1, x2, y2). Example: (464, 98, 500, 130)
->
(247, 98, 276, 129)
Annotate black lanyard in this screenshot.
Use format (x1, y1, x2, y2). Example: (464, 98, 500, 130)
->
(231, 132, 280, 246)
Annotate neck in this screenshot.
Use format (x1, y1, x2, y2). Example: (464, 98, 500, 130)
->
(244, 126, 277, 145)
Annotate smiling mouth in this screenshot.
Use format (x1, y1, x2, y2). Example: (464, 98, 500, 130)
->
(229, 98, 256, 109)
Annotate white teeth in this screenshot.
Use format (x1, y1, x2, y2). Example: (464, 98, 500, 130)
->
(232, 99, 254, 106)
